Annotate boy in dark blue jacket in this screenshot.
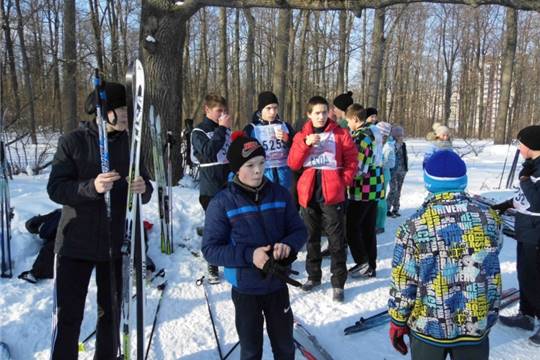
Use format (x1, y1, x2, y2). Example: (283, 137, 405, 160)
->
(492, 125, 540, 346)
(202, 131, 307, 360)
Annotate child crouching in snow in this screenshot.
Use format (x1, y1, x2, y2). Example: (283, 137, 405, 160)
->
(202, 131, 307, 360)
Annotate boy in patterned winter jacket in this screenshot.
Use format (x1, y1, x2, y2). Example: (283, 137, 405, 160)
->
(388, 150, 503, 360)
(345, 104, 385, 278)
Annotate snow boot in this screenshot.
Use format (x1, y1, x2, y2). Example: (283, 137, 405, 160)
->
(18, 271, 37, 284)
(333, 288, 344, 303)
(529, 327, 540, 346)
(301, 280, 321, 292)
(351, 266, 376, 279)
(499, 312, 535, 331)
(348, 262, 369, 276)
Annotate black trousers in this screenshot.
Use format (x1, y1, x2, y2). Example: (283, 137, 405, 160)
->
(231, 287, 294, 360)
(51, 256, 121, 360)
(410, 335, 489, 360)
(302, 202, 347, 288)
(517, 241, 540, 317)
(346, 200, 378, 269)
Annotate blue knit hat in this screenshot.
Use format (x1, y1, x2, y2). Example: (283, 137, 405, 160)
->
(423, 150, 467, 193)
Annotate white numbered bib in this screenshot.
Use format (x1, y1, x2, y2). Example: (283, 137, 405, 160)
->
(303, 132, 338, 170)
(513, 178, 540, 216)
(191, 128, 232, 167)
(252, 124, 288, 168)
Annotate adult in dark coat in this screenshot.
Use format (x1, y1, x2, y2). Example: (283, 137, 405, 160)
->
(47, 82, 153, 359)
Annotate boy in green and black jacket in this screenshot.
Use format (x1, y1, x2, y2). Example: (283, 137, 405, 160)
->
(345, 104, 385, 278)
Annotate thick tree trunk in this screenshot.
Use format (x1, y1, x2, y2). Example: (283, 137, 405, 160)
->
(140, 1, 197, 182)
(367, 8, 385, 108)
(108, 0, 120, 81)
(494, 8, 517, 144)
(271, 8, 291, 112)
(88, 0, 104, 72)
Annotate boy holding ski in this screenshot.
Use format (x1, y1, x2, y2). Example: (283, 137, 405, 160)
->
(243, 91, 295, 191)
(388, 150, 502, 359)
(492, 125, 540, 345)
(47, 82, 153, 359)
(191, 94, 232, 284)
(202, 132, 307, 360)
(288, 96, 358, 302)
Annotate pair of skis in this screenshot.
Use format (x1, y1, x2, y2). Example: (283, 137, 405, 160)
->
(148, 106, 174, 254)
(343, 287, 520, 336)
(119, 59, 147, 360)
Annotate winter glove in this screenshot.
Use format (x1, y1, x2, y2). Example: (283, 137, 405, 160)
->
(389, 322, 409, 355)
(519, 159, 535, 178)
(491, 199, 514, 214)
(261, 256, 302, 288)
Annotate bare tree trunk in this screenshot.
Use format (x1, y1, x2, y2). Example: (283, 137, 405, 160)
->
(494, 8, 517, 144)
(88, 0, 105, 72)
(243, 8, 255, 122)
(108, 0, 120, 81)
(0, 0, 21, 117)
(14, 0, 37, 144)
(63, 0, 77, 132)
(271, 8, 291, 111)
(219, 7, 228, 99)
(233, 9, 241, 126)
(294, 11, 310, 123)
(336, 10, 347, 93)
(367, 8, 385, 108)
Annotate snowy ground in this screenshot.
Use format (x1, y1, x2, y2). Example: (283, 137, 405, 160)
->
(1, 139, 539, 359)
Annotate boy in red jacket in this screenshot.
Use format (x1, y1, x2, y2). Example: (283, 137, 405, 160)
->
(288, 96, 358, 302)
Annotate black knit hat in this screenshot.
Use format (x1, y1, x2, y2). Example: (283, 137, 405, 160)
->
(84, 81, 127, 115)
(257, 91, 279, 111)
(333, 91, 354, 112)
(227, 131, 266, 173)
(366, 107, 378, 118)
(517, 125, 540, 151)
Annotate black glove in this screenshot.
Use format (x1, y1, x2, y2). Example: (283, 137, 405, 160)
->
(491, 199, 513, 213)
(261, 256, 302, 287)
(519, 160, 535, 178)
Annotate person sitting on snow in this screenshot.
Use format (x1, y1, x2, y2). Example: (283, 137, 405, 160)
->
(491, 125, 540, 346)
(388, 150, 502, 360)
(202, 132, 307, 360)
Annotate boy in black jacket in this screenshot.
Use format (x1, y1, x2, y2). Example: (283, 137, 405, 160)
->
(47, 82, 153, 359)
(191, 94, 232, 284)
(492, 125, 540, 346)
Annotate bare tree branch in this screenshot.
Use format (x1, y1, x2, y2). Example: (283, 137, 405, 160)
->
(180, 0, 540, 12)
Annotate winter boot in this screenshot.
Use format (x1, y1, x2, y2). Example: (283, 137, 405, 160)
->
(499, 312, 535, 331)
(301, 280, 321, 292)
(529, 327, 540, 346)
(348, 262, 369, 276)
(392, 211, 401, 217)
(351, 266, 376, 279)
(332, 288, 344, 303)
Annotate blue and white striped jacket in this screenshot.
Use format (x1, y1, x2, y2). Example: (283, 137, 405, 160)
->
(202, 179, 307, 295)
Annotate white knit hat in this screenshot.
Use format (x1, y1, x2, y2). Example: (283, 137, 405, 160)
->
(376, 121, 392, 136)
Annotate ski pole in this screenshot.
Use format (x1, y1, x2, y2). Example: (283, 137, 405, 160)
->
(196, 276, 224, 359)
(145, 281, 167, 360)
